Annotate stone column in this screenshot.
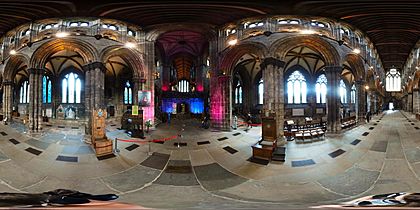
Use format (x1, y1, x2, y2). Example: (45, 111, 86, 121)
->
(325, 66, 342, 133)
(84, 68, 91, 114)
(210, 75, 231, 131)
(161, 64, 171, 91)
(133, 76, 140, 104)
(408, 92, 413, 113)
(261, 57, 285, 140)
(2, 80, 14, 121)
(413, 89, 420, 113)
(196, 64, 204, 92)
(28, 68, 43, 131)
(142, 40, 156, 124)
(83, 62, 106, 134)
(355, 80, 366, 122)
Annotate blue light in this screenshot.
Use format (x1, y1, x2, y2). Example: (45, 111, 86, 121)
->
(161, 98, 204, 114)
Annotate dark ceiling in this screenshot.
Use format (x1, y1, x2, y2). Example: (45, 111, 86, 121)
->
(0, 0, 419, 70)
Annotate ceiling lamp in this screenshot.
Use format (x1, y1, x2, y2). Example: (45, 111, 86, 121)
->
(228, 39, 238, 46)
(56, 32, 69, 38)
(352, 48, 361, 54)
(9, 50, 16, 55)
(300, 29, 315, 35)
(365, 85, 369, 90)
(125, 42, 136, 48)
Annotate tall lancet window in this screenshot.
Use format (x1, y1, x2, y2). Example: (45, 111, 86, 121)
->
(42, 75, 52, 103)
(124, 81, 133, 104)
(315, 74, 327, 104)
(339, 79, 347, 103)
(350, 84, 356, 104)
(19, 80, 29, 103)
(235, 81, 242, 104)
(258, 79, 263, 104)
(287, 70, 307, 104)
(62, 72, 81, 103)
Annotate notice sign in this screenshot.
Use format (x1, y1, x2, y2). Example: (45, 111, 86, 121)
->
(132, 105, 139, 116)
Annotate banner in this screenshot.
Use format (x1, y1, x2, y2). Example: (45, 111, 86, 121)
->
(138, 91, 151, 107)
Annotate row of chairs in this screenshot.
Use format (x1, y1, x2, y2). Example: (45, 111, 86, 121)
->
(294, 128, 325, 142)
(341, 117, 357, 129)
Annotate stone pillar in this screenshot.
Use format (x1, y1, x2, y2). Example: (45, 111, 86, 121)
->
(84, 68, 91, 114)
(210, 75, 231, 131)
(133, 76, 140, 104)
(355, 80, 366, 122)
(83, 62, 106, 134)
(2, 80, 14, 121)
(261, 57, 285, 139)
(142, 40, 156, 124)
(408, 92, 413, 113)
(161, 64, 171, 91)
(325, 66, 342, 133)
(413, 89, 420, 113)
(28, 68, 43, 131)
(373, 92, 377, 114)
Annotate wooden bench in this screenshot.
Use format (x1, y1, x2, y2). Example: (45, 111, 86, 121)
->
(341, 116, 357, 129)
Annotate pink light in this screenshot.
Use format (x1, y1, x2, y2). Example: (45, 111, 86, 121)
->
(196, 84, 204, 92)
(162, 85, 169, 91)
(210, 87, 224, 125)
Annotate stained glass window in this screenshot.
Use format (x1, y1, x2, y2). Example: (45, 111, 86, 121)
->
(19, 80, 29, 103)
(340, 80, 347, 103)
(62, 72, 81, 103)
(287, 71, 307, 104)
(258, 79, 263, 104)
(235, 82, 242, 104)
(178, 80, 189, 92)
(386, 68, 401, 92)
(315, 74, 327, 103)
(42, 75, 52, 103)
(351, 84, 356, 104)
(124, 81, 133, 104)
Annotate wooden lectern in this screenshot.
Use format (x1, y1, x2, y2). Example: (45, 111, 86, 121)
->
(252, 117, 277, 160)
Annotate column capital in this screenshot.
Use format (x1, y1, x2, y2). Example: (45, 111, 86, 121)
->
(82, 61, 106, 73)
(354, 80, 366, 85)
(3, 80, 14, 86)
(260, 57, 285, 70)
(324, 66, 342, 73)
(28, 68, 44, 75)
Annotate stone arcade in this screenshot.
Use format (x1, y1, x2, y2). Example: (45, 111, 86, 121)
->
(0, 1, 419, 209)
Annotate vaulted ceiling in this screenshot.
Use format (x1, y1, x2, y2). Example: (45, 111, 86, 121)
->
(1, 1, 419, 70)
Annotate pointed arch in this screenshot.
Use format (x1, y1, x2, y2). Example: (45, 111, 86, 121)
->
(30, 38, 98, 69)
(218, 41, 268, 76)
(3, 54, 30, 81)
(270, 35, 341, 66)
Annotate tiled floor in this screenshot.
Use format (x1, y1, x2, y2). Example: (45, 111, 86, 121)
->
(0, 110, 419, 209)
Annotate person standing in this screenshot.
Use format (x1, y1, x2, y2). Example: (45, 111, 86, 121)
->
(232, 115, 238, 130)
(246, 113, 252, 132)
(366, 111, 371, 123)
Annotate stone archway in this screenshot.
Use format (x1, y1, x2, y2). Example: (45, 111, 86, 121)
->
(212, 41, 267, 130)
(2, 54, 30, 121)
(269, 35, 343, 133)
(25, 38, 99, 131)
(100, 45, 153, 123)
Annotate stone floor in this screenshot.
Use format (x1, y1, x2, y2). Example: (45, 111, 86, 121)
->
(0, 110, 419, 209)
